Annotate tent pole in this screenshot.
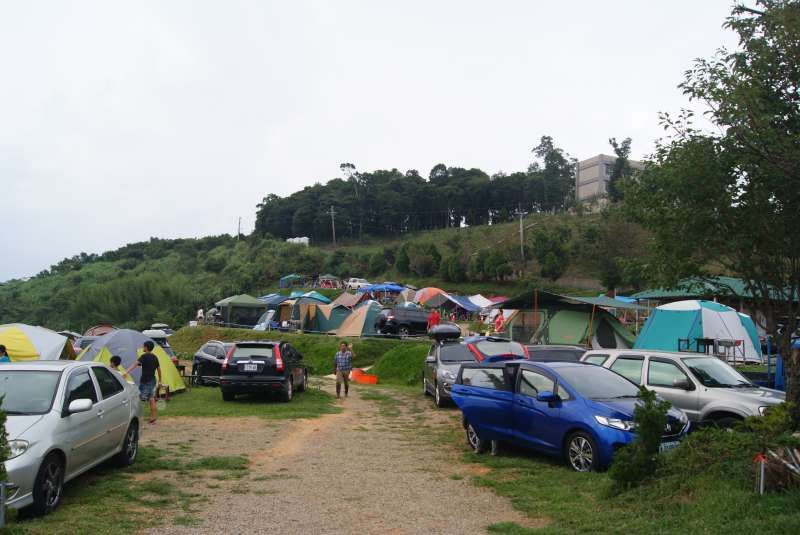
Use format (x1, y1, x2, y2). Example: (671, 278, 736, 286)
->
(533, 289, 539, 338)
(587, 304, 596, 348)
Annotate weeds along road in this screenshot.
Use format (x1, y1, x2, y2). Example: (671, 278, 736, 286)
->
(140, 380, 534, 535)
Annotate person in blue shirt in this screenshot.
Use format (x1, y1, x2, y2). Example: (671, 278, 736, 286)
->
(0, 345, 10, 362)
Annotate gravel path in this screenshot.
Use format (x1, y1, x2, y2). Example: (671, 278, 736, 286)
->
(140, 382, 538, 535)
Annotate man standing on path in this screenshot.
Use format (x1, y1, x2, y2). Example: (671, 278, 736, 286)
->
(333, 341, 353, 398)
(125, 341, 162, 423)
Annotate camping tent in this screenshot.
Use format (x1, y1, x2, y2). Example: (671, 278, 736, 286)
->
(332, 292, 369, 309)
(316, 274, 342, 289)
(84, 323, 117, 336)
(414, 287, 447, 305)
(78, 329, 185, 393)
(634, 300, 762, 363)
(506, 308, 635, 349)
(278, 273, 307, 288)
(468, 294, 493, 309)
(214, 294, 267, 327)
(0, 324, 77, 361)
(396, 288, 416, 303)
(442, 294, 481, 314)
(301, 291, 331, 304)
(259, 293, 290, 310)
(335, 301, 383, 337)
(297, 303, 351, 333)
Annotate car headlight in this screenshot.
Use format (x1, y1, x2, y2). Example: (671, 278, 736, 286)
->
(594, 415, 636, 431)
(8, 440, 29, 459)
(758, 406, 770, 416)
(441, 370, 456, 381)
(679, 411, 688, 424)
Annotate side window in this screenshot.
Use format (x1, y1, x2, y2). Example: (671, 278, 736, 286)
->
(518, 370, 555, 397)
(92, 367, 125, 399)
(610, 356, 644, 384)
(584, 354, 609, 366)
(557, 384, 572, 400)
(65, 371, 98, 405)
(648, 360, 690, 388)
(461, 368, 505, 390)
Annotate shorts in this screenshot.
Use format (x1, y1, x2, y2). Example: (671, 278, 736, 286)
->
(139, 380, 157, 401)
(336, 370, 351, 385)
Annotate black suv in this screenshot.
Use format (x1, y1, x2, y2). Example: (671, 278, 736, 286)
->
(219, 341, 308, 402)
(192, 340, 235, 385)
(375, 306, 429, 336)
(423, 333, 528, 407)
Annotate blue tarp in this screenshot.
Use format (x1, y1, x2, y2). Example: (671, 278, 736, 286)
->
(446, 294, 481, 313)
(259, 294, 290, 307)
(357, 284, 405, 293)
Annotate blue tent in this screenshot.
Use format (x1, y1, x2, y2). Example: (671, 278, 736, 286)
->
(445, 294, 481, 313)
(259, 293, 290, 308)
(357, 284, 404, 293)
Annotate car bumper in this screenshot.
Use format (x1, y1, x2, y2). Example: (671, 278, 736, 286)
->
(220, 376, 286, 393)
(3, 448, 43, 509)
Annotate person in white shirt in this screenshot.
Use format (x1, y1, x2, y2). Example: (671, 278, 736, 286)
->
(196, 307, 205, 324)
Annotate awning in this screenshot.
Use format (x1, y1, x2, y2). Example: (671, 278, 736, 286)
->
(496, 290, 646, 311)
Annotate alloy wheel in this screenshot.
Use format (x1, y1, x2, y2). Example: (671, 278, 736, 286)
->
(568, 436, 594, 472)
(42, 460, 62, 508)
(125, 425, 139, 462)
(467, 424, 480, 450)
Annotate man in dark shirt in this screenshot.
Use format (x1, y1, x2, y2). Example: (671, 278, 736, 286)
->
(125, 340, 162, 423)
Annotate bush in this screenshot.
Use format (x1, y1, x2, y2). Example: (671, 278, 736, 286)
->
(608, 386, 671, 489)
(367, 252, 386, 275)
(368, 344, 430, 385)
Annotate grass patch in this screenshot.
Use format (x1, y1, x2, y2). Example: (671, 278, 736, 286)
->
(487, 522, 540, 535)
(184, 455, 249, 471)
(159, 385, 341, 420)
(368, 344, 429, 386)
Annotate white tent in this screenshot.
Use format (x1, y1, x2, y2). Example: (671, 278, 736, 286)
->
(0, 324, 76, 361)
(468, 294, 493, 309)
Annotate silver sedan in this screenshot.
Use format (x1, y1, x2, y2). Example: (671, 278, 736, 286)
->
(1, 360, 142, 516)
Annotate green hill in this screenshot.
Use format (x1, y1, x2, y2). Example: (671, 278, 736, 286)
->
(0, 211, 652, 332)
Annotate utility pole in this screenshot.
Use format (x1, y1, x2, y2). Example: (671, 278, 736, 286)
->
(328, 206, 337, 246)
(237, 217, 241, 241)
(515, 205, 527, 262)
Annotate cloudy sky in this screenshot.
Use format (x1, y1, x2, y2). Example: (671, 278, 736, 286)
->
(1, 1, 738, 281)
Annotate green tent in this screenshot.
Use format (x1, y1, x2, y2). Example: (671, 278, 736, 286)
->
(508, 307, 634, 349)
(214, 294, 267, 327)
(296, 304, 351, 333)
(335, 301, 382, 337)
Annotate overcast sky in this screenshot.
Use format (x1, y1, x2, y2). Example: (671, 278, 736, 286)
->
(1, 1, 738, 282)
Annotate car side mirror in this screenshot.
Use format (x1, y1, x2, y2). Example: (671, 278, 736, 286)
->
(536, 391, 557, 403)
(672, 378, 694, 391)
(67, 398, 93, 415)
(425, 356, 436, 364)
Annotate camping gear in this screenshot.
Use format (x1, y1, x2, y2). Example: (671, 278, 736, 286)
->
(634, 300, 762, 363)
(78, 329, 185, 393)
(351, 368, 378, 384)
(415, 287, 448, 306)
(0, 324, 77, 361)
(214, 294, 267, 327)
(429, 323, 461, 342)
(397, 288, 416, 303)
(332, 292, 370, 309)
(335, 301, 383, 337)
(303, 304, 351, 333)
(506, 308, 635, 349)
(259, 293, 290, 310)
(316, 274, 342, 289)
(441, 294, 481, 314)
(300, 291, 331, 304)
(467, 294, 493, 309)
(84, 323, 116, 336)
(278, 273, 307, 288)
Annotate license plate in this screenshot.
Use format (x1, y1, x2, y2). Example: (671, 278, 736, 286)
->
(659, 440, 680, 453)
(243, 364, 257, 372)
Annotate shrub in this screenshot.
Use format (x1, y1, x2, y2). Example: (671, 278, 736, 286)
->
(608, 386, 671, 489)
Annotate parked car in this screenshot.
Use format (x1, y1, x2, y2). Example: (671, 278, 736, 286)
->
(526, 345, 587, 362)
(345, 278, 370, 291)
(142, 329, 178, 366)
(451, 360, 689, 472)
(192, 340, 235, 385)
(375, 306, 429, 336)
(150, 323, 174, 336)
(219, 341, 308, 402)
(581, 349, 785, 427)
(1, 361, 141, 515)
(423, 333, 528, 407)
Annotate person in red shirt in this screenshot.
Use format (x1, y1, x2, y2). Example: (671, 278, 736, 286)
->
(427, 309, 441, 331)
(494, 311, 505, 333)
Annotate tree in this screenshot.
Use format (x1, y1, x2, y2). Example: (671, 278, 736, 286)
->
(367, 252, 386, 275)
(608, 137, 632, 202)
(531, 225, 571, 281)
(395, 243, 410, 274)
(623, 1, 800, 423)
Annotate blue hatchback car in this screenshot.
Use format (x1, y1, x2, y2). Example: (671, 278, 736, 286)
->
(450, 360, 689, 472)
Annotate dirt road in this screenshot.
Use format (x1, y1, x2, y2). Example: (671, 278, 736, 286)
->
(140, 381, 535, 535)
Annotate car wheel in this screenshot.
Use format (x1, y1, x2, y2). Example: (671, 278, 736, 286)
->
(26, 453, 64, 516)
(434, 382, 447, 408)
(192, 362, 204, 386)
(114, 421, 139, 467)
(465, 423, 488, 453)
(565, 432, 599, 472)
(297, 370, 308, 392)
(713, 416, 741, 429)
(399, 326, 410, 337)
(281, 376, 293, 402)
(222, 391, 235, 401)
(422, 376, 430, 396)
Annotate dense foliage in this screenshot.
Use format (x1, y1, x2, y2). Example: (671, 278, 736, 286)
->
(254, 136, 576, 242)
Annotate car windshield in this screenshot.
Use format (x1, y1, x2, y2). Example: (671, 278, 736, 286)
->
(557, 366, 640, 399)
(440, 345, 476, 363)
(0, 371, 62, 414)
(475, 340, 526, 358)
(681, 357, 751, 387)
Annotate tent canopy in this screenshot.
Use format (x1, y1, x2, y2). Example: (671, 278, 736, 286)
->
(332, 292, 369, 309)
(357, 283, 404, 293)
(634, 300, 762, 363)
(259, 293, 290, 307)
(78, 329, 185, 393)
(0, 324, 76, 361)
(335, 301, 382, 337)
(506, 308, 634, 349)
(301, 291, 332, 303)
(498, 289, 646, 311)
(443, 294, 481, 313)
(279, 273, 307, 288)
(415, 287, 447, 304)
(468, 294, 493, 309)
(298, 303, 351, 333)
(215, 294, 267, 308)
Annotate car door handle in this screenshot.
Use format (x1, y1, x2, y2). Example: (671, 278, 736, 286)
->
(121, 399, 129, 405)
(96, 410, 105, 417)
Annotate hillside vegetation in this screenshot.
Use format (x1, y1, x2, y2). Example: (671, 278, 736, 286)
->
(0, 210, 653, 332)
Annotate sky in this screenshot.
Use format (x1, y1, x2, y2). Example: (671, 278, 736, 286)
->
(0, 1, 739, 282)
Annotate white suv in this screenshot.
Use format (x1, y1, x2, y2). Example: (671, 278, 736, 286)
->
(345, 278, 370, 291)
(581, 349, 784, 427)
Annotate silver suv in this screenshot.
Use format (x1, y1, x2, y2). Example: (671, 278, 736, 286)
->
(581, 349, 784, 427)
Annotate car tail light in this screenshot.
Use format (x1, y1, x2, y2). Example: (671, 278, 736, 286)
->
(221, 345, 235, 373)
(467, 343, 484, 362)
(522, 345, 530, 359)
(387, 315, 396, 321)
(274, 345, 285, 372)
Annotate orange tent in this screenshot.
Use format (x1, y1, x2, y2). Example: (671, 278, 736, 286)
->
(414, 287, 447, 305)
